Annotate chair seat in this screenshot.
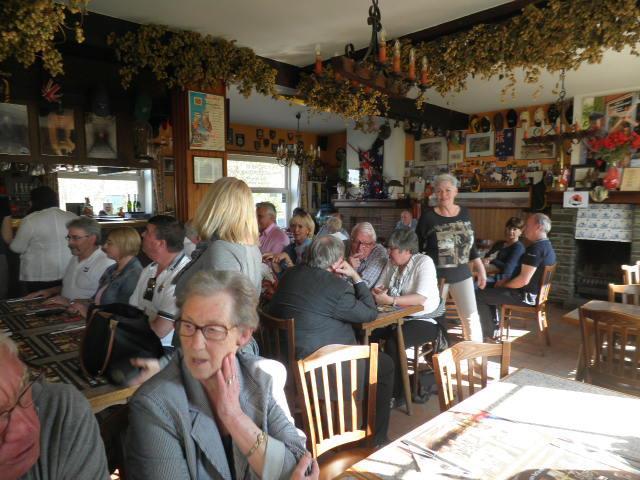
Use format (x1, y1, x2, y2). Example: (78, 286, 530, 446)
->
(318, 446, 377, 480)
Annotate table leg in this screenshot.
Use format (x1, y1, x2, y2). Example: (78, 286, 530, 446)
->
(395, 322, 413, 416)
(575, 344, 585, 381)
(362, 329, 370, 346)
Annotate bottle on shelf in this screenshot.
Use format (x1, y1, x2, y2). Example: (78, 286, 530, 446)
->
(135, 194, 142, 212)
(126, 194, 132, 213)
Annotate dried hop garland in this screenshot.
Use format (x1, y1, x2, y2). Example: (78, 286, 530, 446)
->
(0, 0, 89, 77)
(107, 24, 277, 97)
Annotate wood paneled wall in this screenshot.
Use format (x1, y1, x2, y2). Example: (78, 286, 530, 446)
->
(467, 208, 527, 241)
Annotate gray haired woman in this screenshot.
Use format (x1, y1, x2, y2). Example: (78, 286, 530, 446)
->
(416, 174, 486, 342)
(126, 270, 306, 480)
(372, 229, 442, 403)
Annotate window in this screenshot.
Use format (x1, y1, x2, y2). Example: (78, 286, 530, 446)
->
(57, 168, 148, 215)
(227, 154, 297, 227)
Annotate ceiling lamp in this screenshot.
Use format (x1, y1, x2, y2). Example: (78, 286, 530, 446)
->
(313, 0, 429, 99)
(276, 112, 320, 168)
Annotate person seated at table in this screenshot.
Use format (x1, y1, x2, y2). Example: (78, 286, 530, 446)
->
(263, 211, 314, 276)
(26, 216, 115, 304)
(129, 215, 190, 351)
(395, 209, 417, 232)
(266, 235, 394, 446)
(482, 217, 526, 284)
(66, 226, 143, 318)
(0, 332, 109, 480)
(348, 222, 388, 288)
(9, 186, 77, 296)
(320, 215, 349, 242)
(476, 213, 556, 339)
(125, 270, 307, 479)
(316, 211, 348, 238)
(257, 201, 289, 255)
(371, 229, 442, 406)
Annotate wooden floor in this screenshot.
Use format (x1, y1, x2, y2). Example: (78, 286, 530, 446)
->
(387, 302, 579, 440)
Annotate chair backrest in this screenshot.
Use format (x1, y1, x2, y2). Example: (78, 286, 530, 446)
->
(608, 283, 640, 306)
(578, 307, 640, 395)
(295, 343, 378, 458)
(433, 341, 511, 412)
(537, 264, 556, 305)
(256, 309, 297, 410)
(621, 261, 640, 284)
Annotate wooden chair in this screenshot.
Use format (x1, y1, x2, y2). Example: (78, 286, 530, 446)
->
(621, 261, 640, 284)
(433, 341, 511, 412)
(256, 309, 298, 413)
(609, 283, 640, 305)
(407, 280, 449, 400)
(578, 306, 640, 397)
(499, 264, 556, 352)
(296, 343, 378, 480)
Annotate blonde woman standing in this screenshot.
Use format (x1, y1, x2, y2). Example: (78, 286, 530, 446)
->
(416, 174, 486, 342)
(175, 177, 262, 296)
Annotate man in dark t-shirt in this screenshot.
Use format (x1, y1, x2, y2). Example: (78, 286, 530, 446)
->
(475, 213, 556, 338)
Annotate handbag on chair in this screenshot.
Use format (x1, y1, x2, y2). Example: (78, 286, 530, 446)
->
(80, 303, 163, 386)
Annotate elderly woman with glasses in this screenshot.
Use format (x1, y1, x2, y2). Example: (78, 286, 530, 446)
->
(372, 229, 442, 405)
(416, 174, 486, 342)
(126, 270, 306, 480)
(348, 222, 388, 288)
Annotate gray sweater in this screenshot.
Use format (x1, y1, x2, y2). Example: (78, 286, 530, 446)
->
(175, 240, 262, 297)
(22, 382, 109, 480)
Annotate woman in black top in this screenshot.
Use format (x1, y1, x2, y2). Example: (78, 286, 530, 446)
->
(417, 174, 487, 342)
(483, 216, 526, 283)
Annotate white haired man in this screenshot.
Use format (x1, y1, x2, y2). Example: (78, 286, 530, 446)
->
(256, 202, 289, 255)
(475, 213, 556, 338)
(0, 333, 109, 479)
(348, 222, 388, 288)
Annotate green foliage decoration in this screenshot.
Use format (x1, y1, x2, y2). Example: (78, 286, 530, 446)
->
(107, 24, 277, 97)
(0, 0, 88, 77)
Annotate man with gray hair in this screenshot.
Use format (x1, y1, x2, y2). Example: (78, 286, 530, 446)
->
(475, 213, 556, 338)
(256, 202, 289, 254)
(266, 235, 394, 446)
(0, 332, 109, 479)
(26, 216, 114, 304)
(348, 222, 388, 288)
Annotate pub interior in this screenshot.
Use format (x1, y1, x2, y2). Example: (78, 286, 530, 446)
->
(1, 1, 640, 479)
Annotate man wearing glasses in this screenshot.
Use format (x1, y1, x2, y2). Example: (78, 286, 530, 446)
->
(25, 216, 114, 304)
(348, 222, 388, 288)
(129, 215, 189, 350)
(0, 333, 108, 479)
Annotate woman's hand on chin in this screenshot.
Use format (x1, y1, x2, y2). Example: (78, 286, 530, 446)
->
(209, 353, 243, 424)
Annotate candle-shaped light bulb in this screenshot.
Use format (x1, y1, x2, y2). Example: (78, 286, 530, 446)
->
(317, 145, 321, 159)
(314, 44, 323, 75)
(379, 29, 387, 63)
(393, 39, 401, 73)
(420, 56, 429, 85)
(408, 48, 416, 80)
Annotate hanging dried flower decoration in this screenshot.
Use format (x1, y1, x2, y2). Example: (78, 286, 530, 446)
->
(0, 0, 89, 77)
(107, 24, 277, 98)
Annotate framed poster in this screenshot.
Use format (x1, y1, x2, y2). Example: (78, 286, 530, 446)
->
(465, 132, 494, 157)
(85, 113, 117, 159)
(193, 156, 223, 184)
(0, 103, 30, 155)
(415, 137, 447, 165)
(448, 150, 464, 164)
(39, 108, 77, 156)
(514, 127, 555, 160)
(188, 91, 225, 151)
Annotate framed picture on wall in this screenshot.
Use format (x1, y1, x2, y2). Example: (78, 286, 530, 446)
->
(188, 91, 225, 151)
(39, 108, 77, 156)
(0, 103, 30, 155)
(465, 131, 494, 157)
(414, 137, 447, 166)
(193, 156, 223, 184)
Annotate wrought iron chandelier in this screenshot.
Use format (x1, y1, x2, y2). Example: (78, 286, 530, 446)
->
(313, 0, 430, 99)
(276, 112, 319, 167)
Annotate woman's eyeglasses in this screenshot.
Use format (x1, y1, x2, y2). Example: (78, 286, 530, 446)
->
(0, 369, 43, 440)
(178, 319, 237, 341)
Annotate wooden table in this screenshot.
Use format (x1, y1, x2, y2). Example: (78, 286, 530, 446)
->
(338, 368, 640, 479)
(359, 305, 423, 416)
(0, 299, 137, 412)
(562, 300, 640, 380)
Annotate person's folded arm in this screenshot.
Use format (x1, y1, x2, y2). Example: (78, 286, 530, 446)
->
(149, 314, 174, 340)
(501, 264, 536, 289)
(333, 282, 378, 324)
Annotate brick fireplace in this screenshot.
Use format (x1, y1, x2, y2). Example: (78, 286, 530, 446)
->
(549, 202, 640, 307)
